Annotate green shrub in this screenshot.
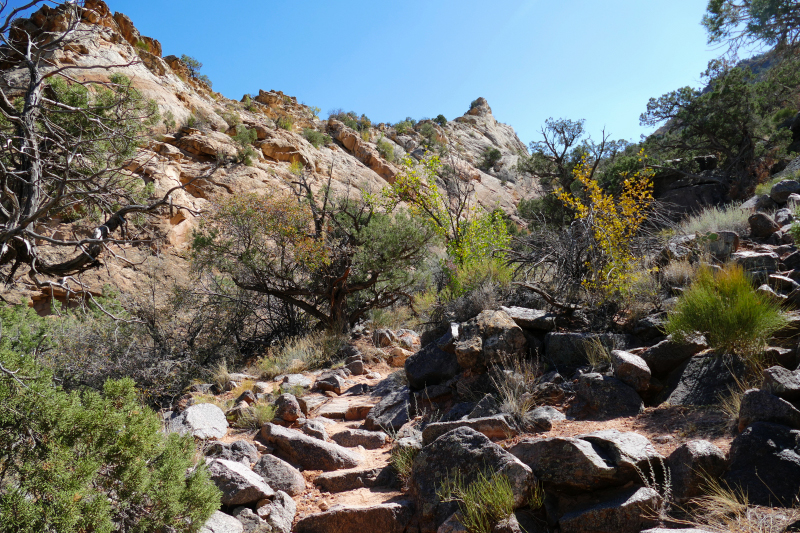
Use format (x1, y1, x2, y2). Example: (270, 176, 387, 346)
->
(220, 109, 242, 129)
(437, 470, 516, 533)
(0, 306, 220, 533)
(469, 98, 483, 109)
(277, 115, 294, 130)
(479, 147, 502, 171)
(664, 264, 788, 363)
(303, 128, 331, 148)
(376, 136, 395, 162)
(135, 40, 150, 52)
(162, 110, 176, 132)
(394, 120, 413, 135)
(243, 94, 257, 112)
(434, 114, 447, 126)
(328, 109, 371, 132)
(233, 124, 258, 166)
(390, 444, 419, 489)
(289, 160, 304, 175)
(232, 402, 277, 430)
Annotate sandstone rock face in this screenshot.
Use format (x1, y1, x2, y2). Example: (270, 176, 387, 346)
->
(454, 310, 527, 371)
(167, 403, 228, 439)
(260, 423, 362, 471)
(725, 421, 800, 506)
(199, 511, 244, 533)
(294, 501, 415, 533)
(410, 427, 534, 531)
(668, 440, 727, 502)
(207, 459, 274, 506)
(252, 454, 306, 496)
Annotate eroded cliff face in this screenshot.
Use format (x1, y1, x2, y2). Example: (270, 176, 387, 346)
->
(2, 0, 537, 310)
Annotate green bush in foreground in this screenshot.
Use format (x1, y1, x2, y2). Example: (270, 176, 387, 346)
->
(0, 305, 220, 533)
(664, 264, 788, 363)
(438, 470, 515, 533)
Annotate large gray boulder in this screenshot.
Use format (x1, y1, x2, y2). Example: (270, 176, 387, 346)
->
(255, 490, 296, 533)
(725, 421, 800, 506)
(762, 365, 800, 401)
(655, 353, 747, 406)
(207, 459, 274, 506)
(205, 440, 259, 467)
(668, 440, 727, 502)
(294, 501, 415, 533)
(639, 334, 707, 377)
(527, 406, 566, 431)
(544, 332, 635, 371)
(421, 414, 518, 445)
(274, 393, 302, 422)
(610, 350, 651, 393)
(364, 386, 411, 432)
(252, 454, 305, 496)
(749, 212, 781, 238)
(509, 431, 661, 492)
(771, 179, 800, 204)
(499, 306, 556, 331)
(410, 427, 534, 532)
(454, 310, 528, 371)
(260, 423, 362, 471)
(738, 388, 800, 431)
(731, 250, 780, 273)
(331, 428, 388, 449)
(405, 340, 461, 390)
(559, 486, 659, 533)
(200, 511, 244, 533)
(167, 403, 228, 439)
(567, 373, 643, 420)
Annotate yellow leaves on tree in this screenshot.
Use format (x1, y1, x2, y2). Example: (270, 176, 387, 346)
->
(555, 152, 654, 299)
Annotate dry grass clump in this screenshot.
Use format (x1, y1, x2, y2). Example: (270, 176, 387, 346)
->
(490, 352, 541, 426)
(690, 477, 800, 533)
(232, 402, 276, 430)
(662, 259, 698, 288)
(584, 337, 612, 371)
(676, 204, 750, 236)
(257, 330, 348, 379)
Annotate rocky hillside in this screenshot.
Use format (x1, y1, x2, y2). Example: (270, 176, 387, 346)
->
(2, 0, 537, 311)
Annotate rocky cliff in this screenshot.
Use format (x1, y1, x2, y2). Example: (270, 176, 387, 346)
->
(3, 0, 537, 311)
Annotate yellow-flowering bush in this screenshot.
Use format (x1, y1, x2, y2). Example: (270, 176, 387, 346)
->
(555, 152, 654, 299)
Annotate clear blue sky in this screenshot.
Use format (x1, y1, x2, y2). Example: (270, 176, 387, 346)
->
(32, 0, 727, 146)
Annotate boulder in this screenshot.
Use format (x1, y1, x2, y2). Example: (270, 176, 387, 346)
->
(205, 440, 260, 467)
(544, 333, 635, 371)
(421, 415, 518, 446)
(230, 507, 266, 533)
(199, 511, 244, 533)
(749, 212, 781, 239)
(454, 310, 527, 371)
(527, 406, 566, 430)
(656, 353, 747, 406)
(294, 501, 415, 533)
(280, 373, 312, 392)
(274, 393, 302, 423)
(731, 250, 780, 273)
(707, 230, 739, 260)
(346, 359, 366, 376)
(316, 372, 346, 395)
(776, 208, 795, 226)
(387, 346, 413, 367)
(467, 393, 501, 418)
(299, 419, 329, 441)
(738, 388, 800, 431)
(725, 421, 800, 506)
(167, 403, 228, 439)
(314, 466, 393, 492)
(255, 490, 296, 533)
(610, 350, 651, 393)
(498, 306, 556, 331)
(410, 427, 534, 531)
(668, 440, 727, 502)
(771, 179, 800, 204)
(405, 340, 461, 390)
(567, 373, 643, 420)
(364, 386, 411, 432)
(207, 459, 274, 506)
(374, 328, 399, 347)
(762, 365, 800, 401)
(260, 423, 362, 471)
(331, 428, 388, 449)
(252, 454, 306, 496)
(639, 334, 707, 377)
(176, 130, 238, 159)
(558, 486, 659, 533)
(579, 430, 664, 482)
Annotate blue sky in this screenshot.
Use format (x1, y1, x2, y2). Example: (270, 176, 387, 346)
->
(34, 1, 727, 146)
